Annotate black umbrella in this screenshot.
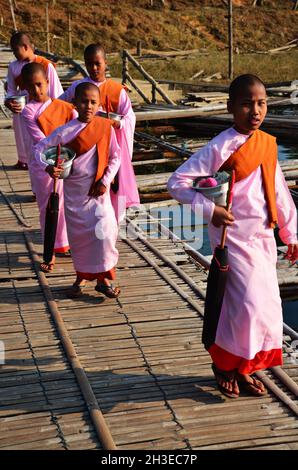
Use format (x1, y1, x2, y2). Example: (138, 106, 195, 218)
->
(43, 144, 61, 264)
(202, 170, 235, 350)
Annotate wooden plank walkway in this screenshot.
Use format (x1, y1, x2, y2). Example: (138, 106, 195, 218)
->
(1, 127, 298, 450)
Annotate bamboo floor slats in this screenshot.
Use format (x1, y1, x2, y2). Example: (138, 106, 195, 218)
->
(0, 124, 298, 448)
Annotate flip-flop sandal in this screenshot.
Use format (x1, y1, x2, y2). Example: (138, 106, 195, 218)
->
(238, 377, 267, 396)
(212, 363, 239, 399)
(95, 284, 121, 298)
(56, 250, 72, 258)
(14, 161, 28, 170)
(40, 262, 55, 273)
(67, 283, 86, 299)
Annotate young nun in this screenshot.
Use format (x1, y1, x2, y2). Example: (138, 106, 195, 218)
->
(168, 74, 298, 398)
(35, 82, 121, 298)
(59, 43, 139, 221)
(5, 32, 63, 169)
(21, 62, 76, 272)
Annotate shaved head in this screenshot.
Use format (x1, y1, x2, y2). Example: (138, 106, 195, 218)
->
(10, 32, 32, 48)
(229, 74, 266, 102)
(84, 43, 106, 60)
(21, 62, 46, 85)
(74, 82, 100, 100)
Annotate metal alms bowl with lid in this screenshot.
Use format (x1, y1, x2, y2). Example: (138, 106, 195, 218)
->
(6, 95, 26, 110)
(41, 146, 76, 179)
(97, 110, 123, 122)
(193, 171, 231, 206)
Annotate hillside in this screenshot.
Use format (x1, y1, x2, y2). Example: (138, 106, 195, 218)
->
(0, 1, 297, 57)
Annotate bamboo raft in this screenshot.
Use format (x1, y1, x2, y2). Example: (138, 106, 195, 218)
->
(0, 127, 298, 450)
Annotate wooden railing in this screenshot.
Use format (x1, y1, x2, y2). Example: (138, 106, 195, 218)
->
(122, 49, 176, 105)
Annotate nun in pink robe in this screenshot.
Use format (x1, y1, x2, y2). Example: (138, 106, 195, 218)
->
(22, 99, 76, 253)
(59, 77, 140, 221)
(5, 58, 63, 165)
(168, 127, 297, 374)
(35, 118, 121, 277)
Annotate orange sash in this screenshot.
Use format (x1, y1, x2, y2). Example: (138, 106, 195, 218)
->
(67, 116, 112, 188)
(37, 99, 74, 136)
(99, 79, 127, 113)
(220, 129, 278, 228)
(15, 55, 54, 90)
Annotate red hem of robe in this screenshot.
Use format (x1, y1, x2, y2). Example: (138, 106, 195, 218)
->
(54, 246, 70, 254)
(76, 267, 116, 282)
(208, 343, 283, 375)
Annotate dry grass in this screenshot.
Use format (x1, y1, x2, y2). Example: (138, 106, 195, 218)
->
(109, 50, 298, 84)
(0, 0, 297, 55)
(1, 0, 297, 83)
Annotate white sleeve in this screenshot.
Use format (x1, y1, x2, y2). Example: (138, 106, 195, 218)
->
(5, 63, 17, 98)
(101, 127, 121, 187)
(167, 142, 223, 222)
(58, 82, 77, 103)
(47, 63, 64, 98)
(275, 162, 298, 244)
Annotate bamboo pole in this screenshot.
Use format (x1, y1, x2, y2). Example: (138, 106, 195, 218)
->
(8, 0, 17, 32)
(68, 11, 72, 58)
(122, 49, 128, 86)
(45, 1, 50, 53)
(123, 49, 176, 105)
(136, 40, 142, 57)
(0, 190, 31, 228)
(228, 0, 233, 80)
(125, 72, 151, 104)
(23, 231, 117, 450)
(151, 84, 157, 104)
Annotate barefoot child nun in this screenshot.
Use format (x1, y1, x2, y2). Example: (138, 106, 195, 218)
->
(168, 74, 298, 399)
(21, 62, 76, 272)
(35, 82, 121, 298)
(5, 32, 63, 169)
(59, 43, 139, 221)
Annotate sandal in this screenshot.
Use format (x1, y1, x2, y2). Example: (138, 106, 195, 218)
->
(95, 283, 121, 298)
(237, 375, 267, 396)
(55, 250, 72, 258)
(14, 161, 28, 170)
(67, 282, 86, 299)
(212, 363, 239, 399)
(40, 261, 55, 273)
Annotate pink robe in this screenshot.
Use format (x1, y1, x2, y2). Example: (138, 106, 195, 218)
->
(59, 77, 140, 221)
(168, 127, 297, 374)
(35, 118, 120, 275)
(6, 58, 63, 164)
(22, 99, 75, 252)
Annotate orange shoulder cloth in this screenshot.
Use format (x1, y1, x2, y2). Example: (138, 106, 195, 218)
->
(220, 129, 278, 228)
(15, 55, 54, 90)
(67, 116, 112, 187)
(99, 79, 127, 113)
(37, 99, 74, 136)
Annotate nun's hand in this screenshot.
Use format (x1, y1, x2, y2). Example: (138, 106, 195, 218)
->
(5, 99, 22, 113)
(46, 165, 63, 179)
(89, 181, 107, 197)
(112, 120, 121, 129)
(211, 205, 235, 228)
(285, 243, 298, 264)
